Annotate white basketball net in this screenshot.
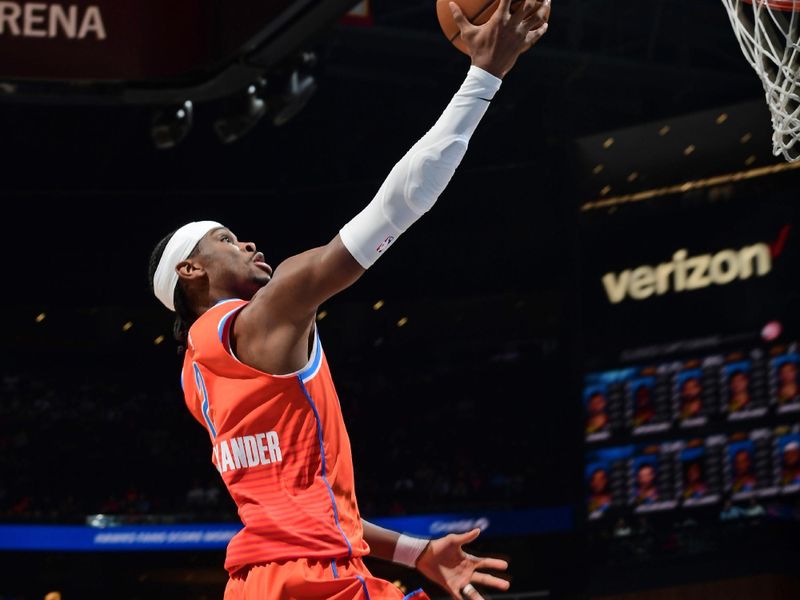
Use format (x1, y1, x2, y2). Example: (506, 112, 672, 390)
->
(721, 0, 800, 161)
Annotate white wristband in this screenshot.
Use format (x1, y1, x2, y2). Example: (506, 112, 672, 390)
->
(339, 66, 502, 269)
(392, 534, 431, 568)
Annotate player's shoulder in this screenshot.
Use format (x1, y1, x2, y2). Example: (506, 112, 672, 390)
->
(192, 298, 249, 329)
(187, 298, 249, 349)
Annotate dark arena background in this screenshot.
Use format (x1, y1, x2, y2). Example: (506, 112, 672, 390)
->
(2, 1, 800, 599)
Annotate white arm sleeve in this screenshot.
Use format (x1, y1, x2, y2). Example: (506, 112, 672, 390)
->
(339, 65, 502, 269)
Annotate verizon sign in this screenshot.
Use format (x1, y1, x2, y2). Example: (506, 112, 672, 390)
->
(0, 2, 106, 40)
(602, 242, 775, 304)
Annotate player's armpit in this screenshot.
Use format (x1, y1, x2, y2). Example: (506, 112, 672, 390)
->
(230, 235, 365, 374)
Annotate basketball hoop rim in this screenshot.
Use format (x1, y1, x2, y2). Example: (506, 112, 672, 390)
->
(742, 0, 800, 12)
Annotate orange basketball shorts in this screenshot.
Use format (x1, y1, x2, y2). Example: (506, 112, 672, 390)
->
(223, 556, 430, 600)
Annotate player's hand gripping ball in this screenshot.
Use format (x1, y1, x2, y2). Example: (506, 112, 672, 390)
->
(437, 0, 543, 54)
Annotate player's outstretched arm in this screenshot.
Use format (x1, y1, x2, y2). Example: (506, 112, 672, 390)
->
(362, 521, 509, 600)
(233, 0, 550, 374)
(416, 528, 510, 600)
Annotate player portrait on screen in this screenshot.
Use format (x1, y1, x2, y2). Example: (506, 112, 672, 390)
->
(726, 366, 752, 414)
(631, 380, 655, 428)
(633, 459, 659, 505)
(587, 465, 612, 517)
(682, 460, 708, 500)
(780, 439, 800, 487)
(773, 355, 800, 410)
(777, 362, 799, 403)
(730, 445, 758, 493)
(676, 370, 704, 424)
(585, 385, 610, 438)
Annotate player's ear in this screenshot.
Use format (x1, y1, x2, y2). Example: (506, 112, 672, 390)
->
(176, 258, 206, 282)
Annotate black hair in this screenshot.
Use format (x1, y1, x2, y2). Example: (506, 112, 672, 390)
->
(148, 231, 200, 355)
(683, 460, 704, 475)
(729, 369, 748, 380)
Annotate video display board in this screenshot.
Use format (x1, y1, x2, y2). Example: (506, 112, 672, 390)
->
(584, 348, 800, 520)
(578, 187, 800, 521)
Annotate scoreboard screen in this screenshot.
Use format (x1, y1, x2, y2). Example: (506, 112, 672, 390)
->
(584, 344, 800, 520)
(578, 184, 800, 521)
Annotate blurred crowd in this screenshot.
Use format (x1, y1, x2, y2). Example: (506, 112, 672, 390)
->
(0, 346, 566, 522)
(590, 494, 800, 568)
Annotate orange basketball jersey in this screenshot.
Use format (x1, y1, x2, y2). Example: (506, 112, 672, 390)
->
(181, 298, 370, 575)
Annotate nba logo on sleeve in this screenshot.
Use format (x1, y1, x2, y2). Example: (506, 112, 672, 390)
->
(376, 235, 394, 253)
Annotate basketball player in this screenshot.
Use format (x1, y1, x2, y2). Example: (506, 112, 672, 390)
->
(777, 361, 799, 405)
(632, 384, 654, 427)
(679, 376, 703, 421)
(635, 463, 659, 505)
(148, 2, 551, 599)
(682, 461, 707, 500)
(587, 468, 612, 515)
(781, 441, 800, 486)
(731, 449, 757, 493)
(728, 370, 751, 413)
(585, 391, 609, 434)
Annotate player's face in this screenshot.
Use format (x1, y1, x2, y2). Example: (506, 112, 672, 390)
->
(195, 228, 272, 299)
(635, 386, 650, 408)
(687, 462, 702, 483)
(588, 394, 606, 414)
(785, 447, 800, 467)
(779, 363, 797, 385)
(638, 465, 655, 488)
(682, 378, 701, 399)
(731, 372, 749, 394)
(734, 450, 752, 474)
(590, 469, 608, 493)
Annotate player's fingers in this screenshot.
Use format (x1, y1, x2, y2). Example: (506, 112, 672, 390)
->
(497, 0, 514, 14)
(524, 21, 549, 46)
(472, 571, 512, 590)
(449, 2, 476, 34)
(517, 0, 539, 23)
(460, 583, 485, 600)
(522, 0, 551, 28)
(453, 528, 482, 549)
(471, 556, 509, 571)
(507, 0, 527, 24)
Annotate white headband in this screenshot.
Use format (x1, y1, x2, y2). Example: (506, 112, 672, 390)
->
(153, 221, 223, 311)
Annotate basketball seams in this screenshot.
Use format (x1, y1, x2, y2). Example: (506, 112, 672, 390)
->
(448, 0, 498, 42)
(446, 0, 527, 43)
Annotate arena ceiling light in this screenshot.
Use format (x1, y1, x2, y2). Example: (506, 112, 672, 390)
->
(211, 51, 318, 144)
(266, 52, 318, 128)
(270, 70, 317, 127)
(150, 101, 193, 150)
(213, 80, 268, 145)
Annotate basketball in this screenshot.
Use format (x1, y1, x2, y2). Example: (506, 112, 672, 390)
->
(437, 0, 525, 55)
